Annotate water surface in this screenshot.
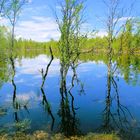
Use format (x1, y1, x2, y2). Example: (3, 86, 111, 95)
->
(0, 54, 140, 140)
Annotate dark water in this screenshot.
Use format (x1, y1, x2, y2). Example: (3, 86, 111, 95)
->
(0, 54, 140, 139)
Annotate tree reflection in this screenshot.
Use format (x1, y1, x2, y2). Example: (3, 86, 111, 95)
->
(0, 53, 9, 88)
(10, 55, 30, 132)
(40, 87, 55, 131)
(58, 61, 84, 137)
(98, 52, 138, 139)
(40, 47, 55, 131)
(0, 53, 9, 120)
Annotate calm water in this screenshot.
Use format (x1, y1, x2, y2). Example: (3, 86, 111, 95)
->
(0, 54, 140, 139)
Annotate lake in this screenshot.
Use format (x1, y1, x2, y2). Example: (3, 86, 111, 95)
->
(0, 53, 140, 140)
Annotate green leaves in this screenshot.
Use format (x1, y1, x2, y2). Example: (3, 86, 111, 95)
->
(58, 0, 84, 65)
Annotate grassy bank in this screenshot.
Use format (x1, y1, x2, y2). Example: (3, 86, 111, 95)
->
(0, 131, 120, 140)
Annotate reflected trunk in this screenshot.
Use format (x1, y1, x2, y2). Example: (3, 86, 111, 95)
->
(40, 87, 55, 131)
(10, 55, 30, 132)
(58, 61, 83, 137)
(40, 47, 55, 131)
(98, 53, 136, 139)
(10, 56, 19, 122)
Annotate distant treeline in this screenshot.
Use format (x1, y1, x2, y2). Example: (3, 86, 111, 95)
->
(1, 19, 140, 54)
(15, 19, 140, 53)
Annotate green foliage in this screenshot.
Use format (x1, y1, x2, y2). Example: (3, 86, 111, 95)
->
(0, 107, 7, 116)
(133, 19, 140, 48)
(0, 26, 11, 88)
(13, 119, 31, 132)
(0, 26, 10, 49)
(57, 0, 85, 65)
(0, 132, 120, 140)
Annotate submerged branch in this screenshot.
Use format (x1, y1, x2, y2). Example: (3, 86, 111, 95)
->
(41, 47, 54, 88)
(40, 46, 55, 130)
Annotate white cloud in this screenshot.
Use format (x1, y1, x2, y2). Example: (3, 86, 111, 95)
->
(15, 16, 60, 42)
(115, 17, 134, 22)
(0, 17, 9, 25)
(96, 30, 108, 37)
(0, 14, 58, 42)
(56, 6, 61, 10)
(16, 55, 60, 77)
(28, 0, 32, 3)
(5, 91, 42, 108)
(88, 29, 108, 38)
(16, 91, 41, 102)
(15, 79, 24, 84)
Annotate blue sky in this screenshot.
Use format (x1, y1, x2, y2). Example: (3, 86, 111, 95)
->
(1, 0, 140, 42)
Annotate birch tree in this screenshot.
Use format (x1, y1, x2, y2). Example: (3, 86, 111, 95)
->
(6, 0, 27, 47)
(56, 0, 85, 66)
